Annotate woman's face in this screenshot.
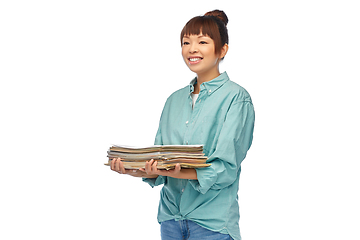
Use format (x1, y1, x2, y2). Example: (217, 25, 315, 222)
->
(181, 34, 221, 75)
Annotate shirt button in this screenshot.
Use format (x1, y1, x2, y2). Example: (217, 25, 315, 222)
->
(185, 121, 189, 124)
(209, 89, 212, 93)
(182, 188, 184, 193)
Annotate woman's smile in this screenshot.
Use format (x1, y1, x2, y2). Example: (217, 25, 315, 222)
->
(188, 56, 203, 65)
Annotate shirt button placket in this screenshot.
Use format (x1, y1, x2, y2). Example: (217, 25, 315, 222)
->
(184, 120, 189, 145)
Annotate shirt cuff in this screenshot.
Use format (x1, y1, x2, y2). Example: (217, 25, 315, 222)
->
(142, 175, 166, 187)
(189, 167, 217, 194)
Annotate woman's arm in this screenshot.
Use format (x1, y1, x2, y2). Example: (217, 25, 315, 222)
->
(139, 159, 197, 180)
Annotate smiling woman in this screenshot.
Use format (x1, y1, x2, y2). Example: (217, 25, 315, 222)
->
(111, 9, 255, 240)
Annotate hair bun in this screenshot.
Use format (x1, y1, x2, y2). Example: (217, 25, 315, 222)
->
(204, 9, 228, 26)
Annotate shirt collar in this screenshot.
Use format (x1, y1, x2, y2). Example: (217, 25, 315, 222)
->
(189, 71, 229, 95)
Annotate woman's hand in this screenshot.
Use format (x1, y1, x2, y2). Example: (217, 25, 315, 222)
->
(139, 159, 184, 179)
(110, 158, 158, 178)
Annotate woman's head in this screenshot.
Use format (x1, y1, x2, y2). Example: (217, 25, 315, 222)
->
(181, 10, 229, 77)
(180, 10, 229, 56)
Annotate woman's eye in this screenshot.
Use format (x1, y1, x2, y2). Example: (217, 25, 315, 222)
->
(183, 42, 190, 45)
(200, 41, 207, 44)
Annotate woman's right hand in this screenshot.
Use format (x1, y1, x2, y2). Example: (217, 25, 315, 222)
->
(110, 158, 127, 174)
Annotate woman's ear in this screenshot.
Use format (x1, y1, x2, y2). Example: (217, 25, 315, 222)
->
(220, 44, 229, 59)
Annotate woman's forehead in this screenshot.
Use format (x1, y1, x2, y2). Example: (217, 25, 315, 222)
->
(182, 34, 211, 39)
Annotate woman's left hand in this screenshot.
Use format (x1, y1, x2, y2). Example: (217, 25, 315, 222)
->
(139, 159, 182, 178)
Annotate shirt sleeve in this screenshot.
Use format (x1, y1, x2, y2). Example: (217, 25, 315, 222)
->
(189, 100, 255, 194)
(142, 174, 166, 187)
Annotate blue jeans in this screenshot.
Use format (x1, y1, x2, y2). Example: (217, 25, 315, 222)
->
(161, 219, 233, 240)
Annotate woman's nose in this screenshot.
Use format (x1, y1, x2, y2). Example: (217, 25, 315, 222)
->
(189, 46, 198, 53)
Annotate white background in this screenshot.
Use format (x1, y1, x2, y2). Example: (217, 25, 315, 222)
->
(1, 0, 359, 239)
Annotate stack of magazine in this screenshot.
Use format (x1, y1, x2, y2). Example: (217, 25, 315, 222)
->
(105, 145, 210, 170)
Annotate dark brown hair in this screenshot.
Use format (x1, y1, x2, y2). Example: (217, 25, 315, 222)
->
(180, 10, 229, 56)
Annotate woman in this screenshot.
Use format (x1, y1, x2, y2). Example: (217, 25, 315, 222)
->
(111, 10, 255, 240)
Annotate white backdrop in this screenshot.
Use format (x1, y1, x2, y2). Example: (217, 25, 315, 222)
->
(1, 0, 359, 239)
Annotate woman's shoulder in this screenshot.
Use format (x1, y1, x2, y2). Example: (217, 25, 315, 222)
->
(167, 85, 189, 100)
(223, 79, 252, 103)
(161, 85, 190, 108)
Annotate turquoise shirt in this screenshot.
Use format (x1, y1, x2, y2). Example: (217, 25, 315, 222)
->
(143, 72, 255, 240)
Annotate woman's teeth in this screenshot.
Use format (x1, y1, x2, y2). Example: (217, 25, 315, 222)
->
(189, 58, 202, 62)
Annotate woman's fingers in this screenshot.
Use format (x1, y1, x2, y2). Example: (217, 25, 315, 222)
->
(110, 158, 124, 174)
(144, 159, 156, 175)
(119, 160, 126, 174)
(110, 158, 114, 170)
(146, 159, 151, 172)
(140, 160, 156, 174)
(111, 158, 118, 171)
(152, 160, 158, 172)
(115, 158, 121, 172)
(174, 163, 181, 173)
